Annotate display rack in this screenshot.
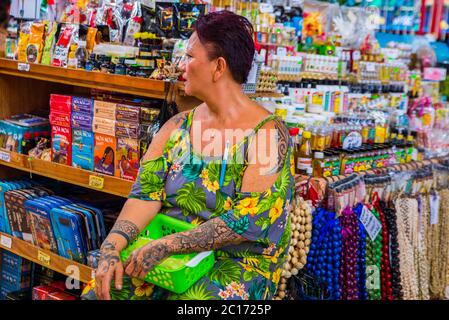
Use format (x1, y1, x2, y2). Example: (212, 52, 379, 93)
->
(0, 151, 133, 197)
(0, 232, 93, 284)
(0, 58, 168, 99)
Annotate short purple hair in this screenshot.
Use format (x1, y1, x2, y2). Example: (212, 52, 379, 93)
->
(194, 11, 255, 84)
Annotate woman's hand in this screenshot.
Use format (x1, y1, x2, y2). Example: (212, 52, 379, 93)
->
(95, 240, 124, 300)
(124, 240, 170, 279)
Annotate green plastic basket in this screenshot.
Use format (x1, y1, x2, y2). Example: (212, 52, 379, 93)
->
(120, 214, 215, 294)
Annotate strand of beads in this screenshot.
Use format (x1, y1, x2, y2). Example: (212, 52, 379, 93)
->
(305, 208, 342, 299)
(375, 201, 393, 300)
(365, 205, 382, 300)
(275, 196, 313, 300)
(396, 197, 420, 300)
(339, 206, 360, 300)
(416, 195, 430, 300)
(381, 200, 403, 300)
(354, 204, 368, 300)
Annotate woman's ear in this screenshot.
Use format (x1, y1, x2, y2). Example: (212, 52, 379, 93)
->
(213, 57, 227, 82)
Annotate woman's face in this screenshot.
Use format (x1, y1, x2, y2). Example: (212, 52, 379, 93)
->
(180, 32, 217, 97)
(104, 150, 113, 165)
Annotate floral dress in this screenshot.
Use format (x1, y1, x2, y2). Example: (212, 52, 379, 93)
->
(83, 109, 295, 300)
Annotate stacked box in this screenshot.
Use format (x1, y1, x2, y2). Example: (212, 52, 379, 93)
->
(50, 94, 72, 166)
(94, 133, 117, 176)
(115, 104, 141, 181)
(0, 252, 33, 298)
(72, 97, 94, 171)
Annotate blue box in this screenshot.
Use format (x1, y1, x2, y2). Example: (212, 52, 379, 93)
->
(71, 112, 93, 131)
(72, 97, 94, 115)
(72, 129, 94, 171)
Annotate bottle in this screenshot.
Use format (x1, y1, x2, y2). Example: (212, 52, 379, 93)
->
(289, 128, 300, 174)
(297, 130, 313, 175)
(405, 134, 414, 163)
(21, 132, 35, 155)
(75, 41, 88, 69)
(312, 152, 324, 178)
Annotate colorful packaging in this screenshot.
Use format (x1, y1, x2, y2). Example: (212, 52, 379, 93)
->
(174, 3, 205, 39)
(94, 101, 117, 120)
(86, 27, 97, 53)
(51, 125, 72, 166)
(32, 286, 60, 300)
(156, 2, 174, 38)
(47, 291, 77, 300)
(115, 121, 140, 139)
(26, 22, 46, 64)
(93, 117, 116, 136)
(116, 138, 140, 181)
(71, 112, 93, 131)
(49, 112, 71, 127)
(72, 97, 94, 114)
(50, 94, 72, 114)
(41, 22, 58, 65)
(94, 134, 117, 176)
(52, 24, 79, 68)
(140, 107, 160, 124)
(116, 104, 140, 123)
(17, 22, 32, 62)
(72, 129, 94, 171)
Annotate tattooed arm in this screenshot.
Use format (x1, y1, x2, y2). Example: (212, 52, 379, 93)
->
(124, 217, 246, 279)
(95, 111, 189, 300)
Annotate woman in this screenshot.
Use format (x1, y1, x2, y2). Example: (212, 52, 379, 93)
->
(87, 11, 295, 300)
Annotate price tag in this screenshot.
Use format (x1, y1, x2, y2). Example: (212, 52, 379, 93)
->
(366, 63, 376, 72)
(430, 193, 440, 225)
(18, 63, 30, 72)
(38, 250, 51, 266)
(259, 3, 274, 13)
(0, 150, 11, 162)
(0, 234, 12, 249)
(360, 206, 382, 241)
(89, 175, 105, 190)
(352, 51, 361, 61)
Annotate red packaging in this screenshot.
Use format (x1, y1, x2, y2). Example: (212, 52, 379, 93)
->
(50, 112, 71, 127)
(47, 291, 77, 300)
(51, 125, 72, 165)
(50, 94, 72, 114)
(32, 286, 60, 300)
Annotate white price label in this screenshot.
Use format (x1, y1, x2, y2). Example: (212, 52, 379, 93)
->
(360, 206, 382, 241)
(430, 193, 440, 225)
(352, 51, 361, 61)
(0, 234, 12, 249)
(366, 63, 376, 72)
(0, 150, 11, 162)
(18, 63, 30, 72)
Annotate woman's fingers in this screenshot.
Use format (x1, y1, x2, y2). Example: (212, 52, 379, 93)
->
(101, 269, 115, 300)
(115, 263, 124, 290)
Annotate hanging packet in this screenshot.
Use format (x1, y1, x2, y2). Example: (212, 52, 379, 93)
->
(41, 22, 58, 65)
(52, 24, 79, 68)
(123, 2, 143, 46)
(26, 22, 46, 64)
(174, 3, 205, 39)
(17, 22, 32, 62)
(156, 2, 174, 38)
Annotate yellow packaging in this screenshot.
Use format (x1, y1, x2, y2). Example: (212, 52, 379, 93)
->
(17, 22, 33, 62)
(42, 22, 58, 65)
(26, 23, 46, 64)
(374, 126, 386, 144)
(86, 27, 98, 53)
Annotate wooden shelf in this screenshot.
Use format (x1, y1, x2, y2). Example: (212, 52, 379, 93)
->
(0, 151, 133, 198)
(0, 232, 93, 283)
(249, 92, 285, 98)
(0, 58, 168, 99)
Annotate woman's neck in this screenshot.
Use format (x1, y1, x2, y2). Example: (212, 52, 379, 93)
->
(201, 81, 252, 122)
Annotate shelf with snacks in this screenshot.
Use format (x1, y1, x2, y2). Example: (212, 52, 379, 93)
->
(0, 231, 94, 284)
(0, 151, 133, 198)
(0, 58, 168, 100)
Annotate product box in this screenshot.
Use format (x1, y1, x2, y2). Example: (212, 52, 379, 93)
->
(116, 138, 140, 181)
(72, 96, 94, 114)
(94, 133, 117, 176)
(49, 112, 71, 127)
(25, 198, 60, 253)
(115, 121, 140, 139)
(93, 117, 116, 136)
(1, 252, 32, 273)
(51, 125, 72, 166)
(71, 112, 93, 131)
(72, 129, 94, 171)
(116, 104, 141, 123)
(140, 107, 160, 124)
(50, 94, 72, 114)
(87, 249, 101, 269)
(47, 291, 77, 300)
(94, 101, 117, 120)
(32, 286, 60, 300)
(1, 270, 32, 291)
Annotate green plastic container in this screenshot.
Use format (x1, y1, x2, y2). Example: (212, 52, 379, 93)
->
(120, 214, 215, 294)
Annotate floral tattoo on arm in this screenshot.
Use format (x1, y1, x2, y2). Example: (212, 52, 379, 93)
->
(124, 218, 246, 278)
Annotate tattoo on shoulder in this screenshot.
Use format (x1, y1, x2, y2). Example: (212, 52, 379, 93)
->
(110, 220, 140, 244)
(172, 112, 187, 125)
(265, 118, 288, 175)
